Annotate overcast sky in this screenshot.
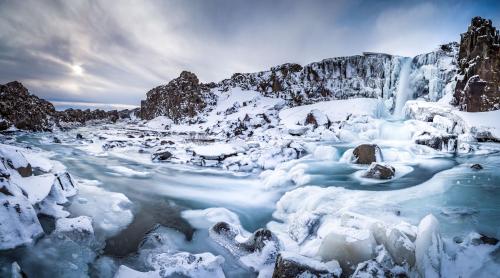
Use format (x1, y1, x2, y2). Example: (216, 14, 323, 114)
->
(0, 0, 499, 105)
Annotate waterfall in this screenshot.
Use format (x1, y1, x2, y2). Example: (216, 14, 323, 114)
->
(393, 57, 413, 118)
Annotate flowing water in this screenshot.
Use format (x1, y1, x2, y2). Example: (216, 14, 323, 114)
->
(1, 124, 499, 277)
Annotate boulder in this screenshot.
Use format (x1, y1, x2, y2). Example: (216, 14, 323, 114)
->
(454, 17, 500, 112)
(152, 151, 173, 161)
(415, 132, 457, 152)
(470, 163, 483, 170)
(352, 144, 382, 164)
(363, 163, 395, 180)
(272, 252, 341, 278)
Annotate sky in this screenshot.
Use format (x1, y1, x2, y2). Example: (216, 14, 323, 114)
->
(0, 0, 499, 106)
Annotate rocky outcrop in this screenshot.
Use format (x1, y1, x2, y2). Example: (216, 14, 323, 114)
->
(352, 144, 382, 164)
(363, 163, 395, 179)
(0, 81, 134, 131)
(0, 81, 57, 131)
(454, 17, 500, 112)
(272, 252, 341, 278)
(140, 71, 213, 123)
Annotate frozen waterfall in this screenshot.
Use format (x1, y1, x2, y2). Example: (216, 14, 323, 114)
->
(393, 57, 413, 118)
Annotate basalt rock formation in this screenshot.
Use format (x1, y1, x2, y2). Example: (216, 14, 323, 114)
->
(0, 81, 131, 131)
(0, 81, 57, 131)
(454, 17, 500, 112)
(139, 71, 214, 123)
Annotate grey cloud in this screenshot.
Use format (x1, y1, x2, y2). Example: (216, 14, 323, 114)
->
(0, 0, 498, 105)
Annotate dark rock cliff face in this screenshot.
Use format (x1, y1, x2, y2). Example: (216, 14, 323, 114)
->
(141, 46, 458, 121)
(0, 81, 131, 131)
(454, 17, 500, 112)
(140, 71, 213, 123)
(0, 81, 56, 131)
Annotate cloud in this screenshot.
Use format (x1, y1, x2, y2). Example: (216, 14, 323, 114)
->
(0, 0, 498, 105)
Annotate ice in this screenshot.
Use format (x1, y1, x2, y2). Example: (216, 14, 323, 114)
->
(12, 174, 55, 204)
(68, 179, 133, 238)
(279, 98, 386, 129)
(191, 143, 238, 159)
(415, 214, 442, 278)
(0, 191, 43, 250)
(55, 216, 94, 235)
(181, 207, 242, 229)
(312, 145, 339, 161)
(318, 226, 377, 273)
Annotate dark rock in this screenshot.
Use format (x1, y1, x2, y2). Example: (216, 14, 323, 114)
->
(415, 132, 457, 152)
(152, 151, 173, 161)
(454, 17, 500, 112)
(140, 71, 213, 123)
(76, 133, 84, 139)
(363, 163, 395, 179)
(0, 81, 56, 131)
(16, 164, 32, 178)
(160, 140, 175, 145)
(272, 252, 341, 278)
(352, 144, 381, 164)
(53, 137, 61, 144)
(479, 234, 499, 245)
(305, 112, 318, 128)
(471, 163, 483, 170)
(102, 140, 128, 150)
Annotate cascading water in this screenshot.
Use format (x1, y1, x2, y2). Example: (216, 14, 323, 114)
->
(393, 57, 413, 118)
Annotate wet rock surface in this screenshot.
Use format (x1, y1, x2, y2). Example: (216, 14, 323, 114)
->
(454, 17, 500, 112)
(363, 163, 395, 179)
(272, 252, 341, 278)
(353, 144, 381, 164)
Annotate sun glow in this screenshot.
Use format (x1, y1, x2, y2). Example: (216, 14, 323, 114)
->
(71, 64, 84, 76)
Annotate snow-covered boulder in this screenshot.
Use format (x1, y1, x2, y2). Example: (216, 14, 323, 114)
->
(317, 227, 377, 274)
(209, 221, 281, 271)
(362, 163, 395, 180)
(272, 252, 341, 278)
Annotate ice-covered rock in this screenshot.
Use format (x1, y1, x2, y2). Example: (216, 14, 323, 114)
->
(209, 221, 281, 271)
(362, 163, 395, 180)
(352, 245, 409, 278)
(272, 252, 341, 278)
(55, 216, 94, 243)
(415, 214, 443, 278)
(181, 207, 241, 229)
(317, 227, 377, 274)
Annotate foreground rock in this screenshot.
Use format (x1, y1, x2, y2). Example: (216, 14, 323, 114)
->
(272, 252, 341, 278)
(352, 144, 382, 164)
(454, 17, 500, 112)
(363, 163, 395, 179)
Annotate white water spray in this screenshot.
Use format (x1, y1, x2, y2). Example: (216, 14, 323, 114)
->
(393, 58, 413, 118)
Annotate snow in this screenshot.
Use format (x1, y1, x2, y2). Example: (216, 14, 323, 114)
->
(55, 216, 94, 235)
(279, 98, 386, 129)
(453, 109, 500, 139)
(12, 174, 55, 204)
(68, 179, 133, 238)
(181, 207, 242, 229)
(191, 143, 237, 158)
